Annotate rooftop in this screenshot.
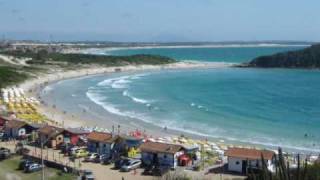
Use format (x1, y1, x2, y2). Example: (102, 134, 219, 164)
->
(225, 147, 275, 160)
(65, 128, 89, 135)
(5, 119, 27, 129)
(38, 125, 64, 136)
(87, 131, 115, 143)
(140, 141, 183, 154)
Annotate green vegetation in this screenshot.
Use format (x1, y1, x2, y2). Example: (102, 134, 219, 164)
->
(0, 156, 76, 180)
(248, 148, 320, 180)
(3, 50, 176, 66)
(0, 49, 176, 88)
(248, 44, 320, 68)
(0, 66, 29, 89)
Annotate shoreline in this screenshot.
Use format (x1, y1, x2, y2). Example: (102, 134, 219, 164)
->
(19, 61, 234, 133)
(15, 61, 320, 154)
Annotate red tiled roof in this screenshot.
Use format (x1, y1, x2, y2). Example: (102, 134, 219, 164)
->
(5, 120, 27, 129)
(87, 131, 115, 143)
(225, 147, 275, 160)
(0, 116, 11, 122)
(38, 125, 64, 136)
(140, 142, 183, 154)
(64, 128, 89, 135)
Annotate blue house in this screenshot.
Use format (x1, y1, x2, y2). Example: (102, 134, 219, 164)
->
(87, 131, 118, 159)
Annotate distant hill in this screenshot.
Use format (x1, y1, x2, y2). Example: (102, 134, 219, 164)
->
(247, 44, 320, 68)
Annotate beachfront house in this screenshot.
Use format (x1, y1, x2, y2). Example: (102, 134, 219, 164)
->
(63, 128, 89, 146)
(116, 135, 144, 158)
(140, 141, 185, 169)
(225, 147, 276, 174)
(37, 125, 64, 149)
(4, 119, 35, 139)
(87, 131, 118, 159)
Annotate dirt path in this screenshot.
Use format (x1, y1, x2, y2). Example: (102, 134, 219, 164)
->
(0, 142, 245, 180)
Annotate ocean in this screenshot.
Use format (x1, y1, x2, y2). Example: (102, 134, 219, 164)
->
(41, 45, 320, 153)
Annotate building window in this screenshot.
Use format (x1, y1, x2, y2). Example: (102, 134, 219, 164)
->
(236, 161, 240, 165)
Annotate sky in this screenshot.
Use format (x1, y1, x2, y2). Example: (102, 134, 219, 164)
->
(0, 0, 319, 42)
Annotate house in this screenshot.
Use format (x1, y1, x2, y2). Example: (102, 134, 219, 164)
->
(119, 135, 144, 148)
(4, 119, 35, 139)
(225, 147, 276, 174)
(63, 128, 89, 146)
(37, 125, 64, 149)
(116, 135, 144, 158)
(140, 141, 185, 169)
(87, 131, 119, 159)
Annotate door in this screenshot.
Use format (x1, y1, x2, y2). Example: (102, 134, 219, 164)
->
(242, 160, 247, 174)
(153, 153, 158, 166)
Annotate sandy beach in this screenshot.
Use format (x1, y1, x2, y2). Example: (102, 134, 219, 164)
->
(18, 61, 234, 135)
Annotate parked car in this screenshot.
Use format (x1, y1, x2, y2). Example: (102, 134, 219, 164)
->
(18, 159, 33, 170)
(70, 146, 80, 155)
(120, 159, 142, 172)
(81, 169, 95, 180)
(0, 147, 11, 160)
(83, 153, 100, 163)
(114, 158, 130, 169)
(24, 163, 42, 173)
(100, 154, 113, 165)
(74, 149, 89, 158)
(60, 143, 75, 155)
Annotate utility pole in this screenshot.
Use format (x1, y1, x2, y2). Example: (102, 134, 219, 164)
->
(41, 142, 45, 180)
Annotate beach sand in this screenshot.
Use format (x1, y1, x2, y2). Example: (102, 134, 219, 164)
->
(19, 61, 234, 136)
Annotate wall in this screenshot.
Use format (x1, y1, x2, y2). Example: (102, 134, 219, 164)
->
(141, 152, 153, 166)
(55, 134, 64, 145)
(18, 128, 26, 136)
(141, 151, 182, 168)
(158, 152, 174, 167)
(228, 157, 243, 173)
(87, 141, 112, 157)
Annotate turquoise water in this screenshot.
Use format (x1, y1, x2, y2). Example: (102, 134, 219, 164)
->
(42, 45, 320, 153)
(85, 68, 320, 152)
(105, 46, 305, 62)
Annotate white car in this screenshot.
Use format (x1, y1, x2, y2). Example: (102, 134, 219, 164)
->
(120, 159, 142, 172)
(70, 147, 80, 155)
(84, 153, 100, 163)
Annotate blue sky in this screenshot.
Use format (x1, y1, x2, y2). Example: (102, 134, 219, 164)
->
(0, 0, 319, 42)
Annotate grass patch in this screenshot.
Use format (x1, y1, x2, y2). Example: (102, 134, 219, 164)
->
(0, 156, 76, 180)
(3, 50, 176, 67)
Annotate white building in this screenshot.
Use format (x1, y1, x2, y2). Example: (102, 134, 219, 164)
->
(140, 141, 184, 169)
(225, 147, 276, 174)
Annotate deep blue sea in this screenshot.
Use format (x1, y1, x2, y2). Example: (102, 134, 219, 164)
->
(43, 45, 320, 153)
(104, 46, 304, 62)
